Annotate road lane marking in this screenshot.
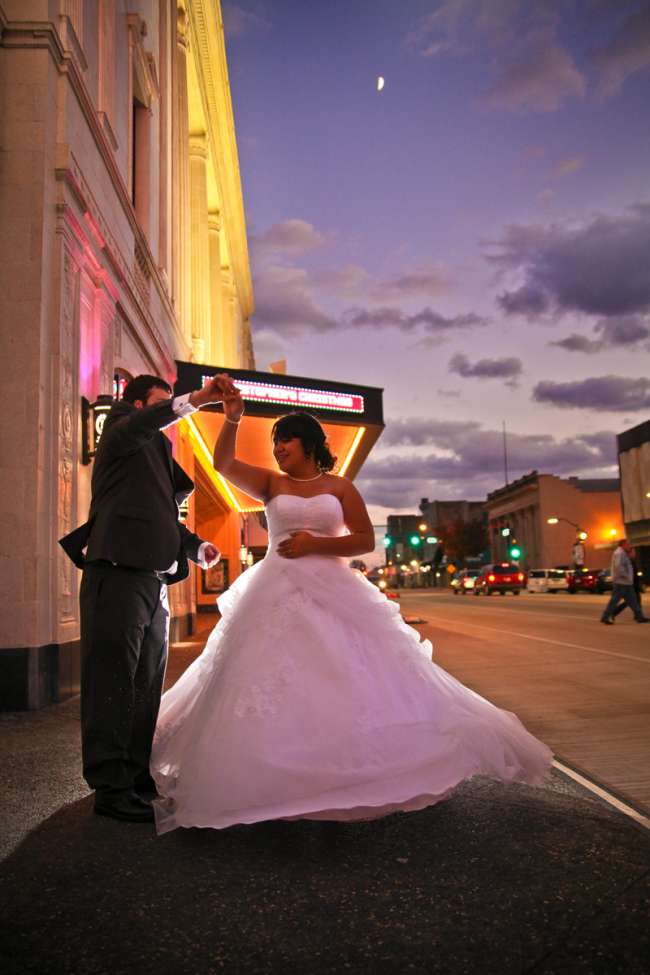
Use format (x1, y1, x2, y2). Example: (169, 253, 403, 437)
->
(419, 616, 650, 665)
(553, 760, 650, 831)
(399, 594, 613, 625)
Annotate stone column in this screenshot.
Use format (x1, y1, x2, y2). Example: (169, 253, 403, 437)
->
(221, 266, 238, 367)
(189, 134, 210, 364)
(172, 3, 192, 345)
(208, 211, 225, 365)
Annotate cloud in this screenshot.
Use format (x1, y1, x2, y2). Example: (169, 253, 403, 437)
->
(533, 375, 650, 411)
(449, 352, 523, 381)
(550, 314, 650, 354)
(550, 333, 603, 353)
(252, 265, 338, 335)
(311, 261, 451, 302)
(370, 264, 451, 301)
(592, 3, 650, 98)
(406, 3, 587, 114)
(344, 307, 487, 334)
(356, 417, 618, 508)
(490, 203, 650, 319)
(553, 156, 584, 177)
(251, 220, 327, 263)
(596, 314, 650, 345)
(538, 189, 556, 205)
(405, 0, 522, 59)
(222, 3, 270, 38)
(484, 30, 586, 112)
(250, 219, 483, 339)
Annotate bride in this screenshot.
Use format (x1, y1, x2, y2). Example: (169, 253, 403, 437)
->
(150, 383, 552, 833)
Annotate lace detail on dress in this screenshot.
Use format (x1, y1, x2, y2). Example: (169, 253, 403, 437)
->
(234, 659, 298, 719)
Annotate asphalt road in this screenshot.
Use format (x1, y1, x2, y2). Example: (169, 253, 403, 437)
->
(398, 588, 650, 814)
(2, 593, 650, 973)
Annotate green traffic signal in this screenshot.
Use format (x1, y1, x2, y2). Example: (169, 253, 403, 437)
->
(383, 536, 392, 548)
(409, 535, 421, 546)
(509, 544, 522, 559)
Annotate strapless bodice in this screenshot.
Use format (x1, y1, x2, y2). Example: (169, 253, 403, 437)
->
(265, 493, 345, 543)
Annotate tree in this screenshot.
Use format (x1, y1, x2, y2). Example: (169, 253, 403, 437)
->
(441, 517, 488, 564)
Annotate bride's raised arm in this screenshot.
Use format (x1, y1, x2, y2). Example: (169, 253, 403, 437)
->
(213, 385, 274, 502)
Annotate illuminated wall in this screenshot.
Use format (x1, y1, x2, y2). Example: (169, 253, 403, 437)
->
(0, 1, 254, 707)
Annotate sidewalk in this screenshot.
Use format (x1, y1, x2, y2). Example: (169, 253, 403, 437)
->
(1, 666, 649, 973)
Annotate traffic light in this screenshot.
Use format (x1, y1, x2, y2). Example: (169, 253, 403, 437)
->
(383, 535, 392, 548)
(509, 539, 522, 560)
(409, 535, 421, 546)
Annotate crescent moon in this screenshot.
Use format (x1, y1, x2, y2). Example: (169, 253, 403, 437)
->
(377, 76, 385, 91)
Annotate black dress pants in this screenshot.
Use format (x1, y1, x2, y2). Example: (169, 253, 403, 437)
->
(79, 562, 169, 794)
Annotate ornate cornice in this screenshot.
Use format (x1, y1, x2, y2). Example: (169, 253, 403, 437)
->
(2, 16, 188, 364)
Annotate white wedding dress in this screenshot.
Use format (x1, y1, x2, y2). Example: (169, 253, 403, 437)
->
(151, 493, 552, 833)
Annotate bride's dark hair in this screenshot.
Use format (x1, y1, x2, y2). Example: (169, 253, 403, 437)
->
(271, 412, 337, 472)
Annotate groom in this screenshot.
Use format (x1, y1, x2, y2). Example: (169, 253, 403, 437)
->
(60, 372, 234, 822)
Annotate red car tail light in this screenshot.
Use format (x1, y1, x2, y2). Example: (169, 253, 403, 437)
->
(488, 574, 495, 582)
(517, 573, 524, 581)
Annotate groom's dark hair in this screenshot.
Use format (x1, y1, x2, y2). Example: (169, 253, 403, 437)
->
(122, 375, 173, 405)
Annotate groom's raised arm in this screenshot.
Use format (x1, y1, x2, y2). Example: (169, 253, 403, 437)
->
(104, 375, 235, 457)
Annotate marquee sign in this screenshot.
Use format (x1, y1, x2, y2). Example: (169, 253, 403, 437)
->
(202, 376, 365, 414)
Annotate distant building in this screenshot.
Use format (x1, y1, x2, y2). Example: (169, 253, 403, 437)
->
(418, 498, 487, 564)
(618, 419, 650, 581)
(485, 472, 623, 570)
(419, 499, 485, 530)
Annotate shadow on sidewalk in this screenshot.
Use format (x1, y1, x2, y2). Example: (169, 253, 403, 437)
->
(1, 775, 649, 974)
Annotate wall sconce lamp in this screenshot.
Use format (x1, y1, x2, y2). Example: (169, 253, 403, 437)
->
(81, 394, 114, 465)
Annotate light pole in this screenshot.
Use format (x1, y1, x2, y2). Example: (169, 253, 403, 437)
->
(547, 517, 588, 567)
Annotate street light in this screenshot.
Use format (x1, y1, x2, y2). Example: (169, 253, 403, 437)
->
(547, 516, 588, 539)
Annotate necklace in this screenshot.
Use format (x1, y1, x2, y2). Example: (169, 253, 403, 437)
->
(287, 472, 324, 482)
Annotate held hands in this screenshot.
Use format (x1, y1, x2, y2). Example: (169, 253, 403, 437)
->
(222, 387, 245, 424)
(190, 373, 239, 409)
(277, 531, 316, 559)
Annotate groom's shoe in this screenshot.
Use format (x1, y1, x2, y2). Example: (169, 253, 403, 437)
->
(94, 789, 155, 823)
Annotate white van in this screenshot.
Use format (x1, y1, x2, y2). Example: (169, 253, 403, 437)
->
(527, 568, 568, 593)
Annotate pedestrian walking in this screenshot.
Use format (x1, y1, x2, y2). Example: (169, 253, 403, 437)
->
(611, 547, 644, 620)
(59, 372, 235, 822)
(600, 539, 648, 625)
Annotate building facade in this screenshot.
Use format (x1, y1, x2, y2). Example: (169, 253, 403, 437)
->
(485, 472, 623, 571)
(0, 1, 254, 709)
(618, 419, 650, 581)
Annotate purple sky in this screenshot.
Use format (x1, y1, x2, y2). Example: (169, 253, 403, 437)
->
(223, 0, 650, 523)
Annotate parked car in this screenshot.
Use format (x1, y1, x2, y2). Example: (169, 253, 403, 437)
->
(596, 568, 613, 593)
(474, 562, 526, 596)
(566, 567, 609, 594)
(451, 568, 481, 595)
(527, 568, 569, 594)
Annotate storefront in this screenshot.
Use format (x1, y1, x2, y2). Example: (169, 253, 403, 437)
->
(170, 362, 384, 623)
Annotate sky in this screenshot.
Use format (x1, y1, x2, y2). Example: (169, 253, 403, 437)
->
(222, 0, 650, 527)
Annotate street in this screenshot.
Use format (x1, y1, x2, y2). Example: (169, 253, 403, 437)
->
(398, 589, 650, 814)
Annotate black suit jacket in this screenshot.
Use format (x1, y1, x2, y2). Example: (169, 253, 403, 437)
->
(60, 399, 204, 585)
